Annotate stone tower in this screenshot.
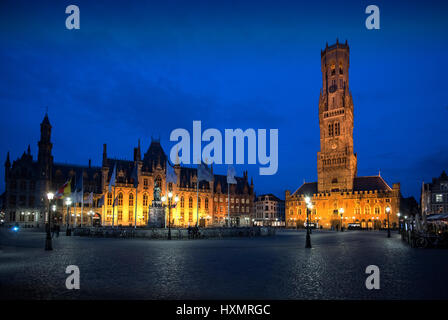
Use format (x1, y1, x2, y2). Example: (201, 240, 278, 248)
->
(37, 113, 54, 211)
(317, 40, 357, 193)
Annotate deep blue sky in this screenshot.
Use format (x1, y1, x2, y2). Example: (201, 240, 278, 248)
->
(1, 0, 447, 200)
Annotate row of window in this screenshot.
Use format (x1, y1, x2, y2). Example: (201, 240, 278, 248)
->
(288, 206, 389, 216)
(105, 208, 148, 223)
(328, 122, 340, 137)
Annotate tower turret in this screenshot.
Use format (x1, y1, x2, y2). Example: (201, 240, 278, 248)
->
(317, 41, 357, 193)
(5, 151, 10, 183)
(102, 144, 108, 166)
(37, 113, 53, 179)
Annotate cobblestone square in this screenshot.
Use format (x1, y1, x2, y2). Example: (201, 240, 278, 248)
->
(1, 229, 447, 300)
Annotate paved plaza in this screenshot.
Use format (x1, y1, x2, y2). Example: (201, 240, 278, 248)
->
(1, 228, 447, 300)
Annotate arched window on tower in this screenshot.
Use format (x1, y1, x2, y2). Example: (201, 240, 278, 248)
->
(339, 63, 343, 75)
(117, 192, 123, 206)
(328, 123, 334, 137)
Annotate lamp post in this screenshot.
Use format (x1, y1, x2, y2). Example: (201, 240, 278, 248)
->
(305, 196, 312, 248)
(162, 192, 178, 240)
(386, 206, 391, 238)
(65, 197, 72, 236)
(339, 208, 344, 232)
(45, 192, 54, 251)
(397, 212, 401, 234)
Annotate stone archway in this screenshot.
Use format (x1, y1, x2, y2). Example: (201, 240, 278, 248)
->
(93, 213, 102, 227)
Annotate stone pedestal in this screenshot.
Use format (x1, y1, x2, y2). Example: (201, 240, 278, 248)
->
(148, 200, 165, 228)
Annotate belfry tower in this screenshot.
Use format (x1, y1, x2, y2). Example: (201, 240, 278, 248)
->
(317, 40, 357, 193)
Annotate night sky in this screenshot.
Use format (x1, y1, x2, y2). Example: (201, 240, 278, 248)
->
(1, 0, 447, 200)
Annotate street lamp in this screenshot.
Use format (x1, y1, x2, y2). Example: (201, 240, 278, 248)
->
(339, 208, 344, 232)
(65, 197, 72, 236)
(305, 196, 312, 248)
(397, 212, 401, 233)
(45, 192, 54, 251)
(386, 206, 391, 238)
(164, 192, 178, 240)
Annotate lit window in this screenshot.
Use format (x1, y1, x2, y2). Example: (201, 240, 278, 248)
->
(435, 194, 443, 203)
(365, 206, 371, 215)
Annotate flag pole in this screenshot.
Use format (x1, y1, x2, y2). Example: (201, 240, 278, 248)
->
(196, 177, 199, 227)
(112, 184, 116, 228)
(74, 195, 77, 228)
(80, 176, 84, 227)
(228, 182, 230, 227)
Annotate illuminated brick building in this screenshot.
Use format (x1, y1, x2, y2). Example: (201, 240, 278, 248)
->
(285, 41, 401, 230)
(3, 114, 255, 227)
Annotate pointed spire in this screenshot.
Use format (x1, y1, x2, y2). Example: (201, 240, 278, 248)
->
(378, 169, 381, 176)
(5, 151, 10, 167)
(27, 145, 31, 155)
(42, 111, 51, 126)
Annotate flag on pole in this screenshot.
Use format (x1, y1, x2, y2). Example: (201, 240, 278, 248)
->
(131, 164, 139, 188)
(227, 166, 237, 184)
(75, 174, 83, 192)
(55, 178, 72, 199)
(108, 163, 117, 192)
(197, 161, 213, 182)
(166, 161, 177, 183)
(113, 196, 118, 207)
(86, 192, 93, 205)
(98, 194, 105, 207)
(71, 190, 79, 203)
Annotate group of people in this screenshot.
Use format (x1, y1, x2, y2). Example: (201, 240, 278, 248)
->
(50, 224, 61, 238)
(187, 225, 200, 239)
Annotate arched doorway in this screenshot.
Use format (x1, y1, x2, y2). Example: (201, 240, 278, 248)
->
(93, 213, 102, 227)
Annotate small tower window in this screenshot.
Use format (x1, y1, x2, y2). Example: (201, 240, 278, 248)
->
(339, 63, 343, 75)
(334, 122, 340, 136)
(328, 123, 334, 137)
(331, 64, 336, 76)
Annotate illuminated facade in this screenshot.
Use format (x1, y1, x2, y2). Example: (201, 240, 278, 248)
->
(3, 114, 255, 227)
(285, 41, 401, 230)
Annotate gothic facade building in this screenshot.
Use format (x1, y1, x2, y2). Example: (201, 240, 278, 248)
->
(285, 41, 401, 230)
(3, 114, 255, 227)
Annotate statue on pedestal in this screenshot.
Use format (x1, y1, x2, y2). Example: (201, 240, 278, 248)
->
(148, 181, 165, 227)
